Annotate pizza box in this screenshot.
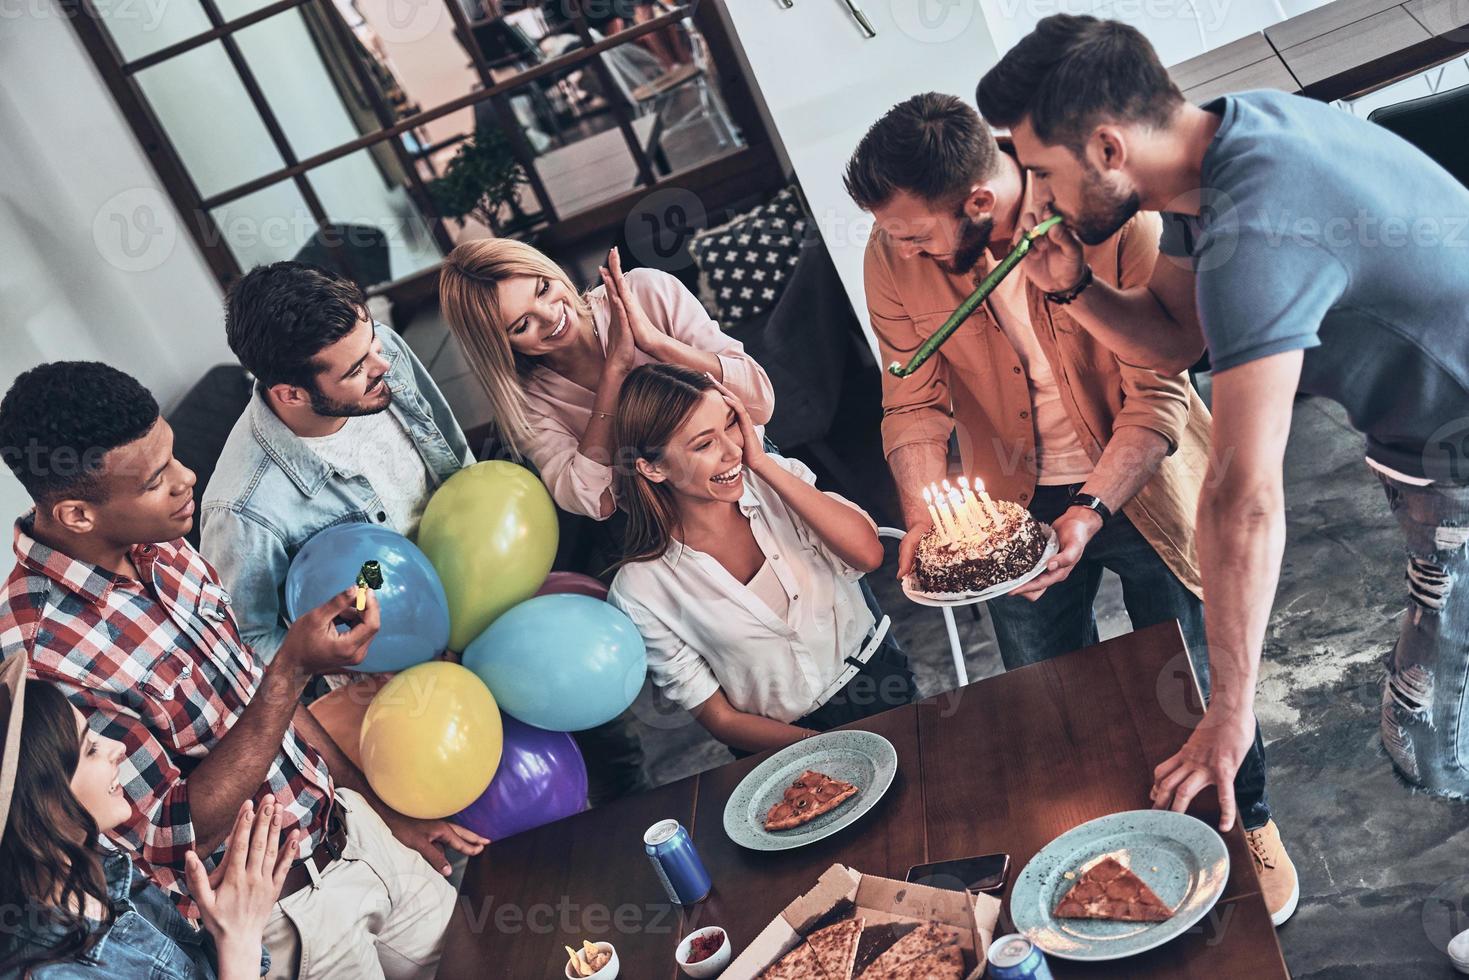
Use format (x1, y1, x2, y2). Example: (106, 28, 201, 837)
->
(722, 863, 1002, 980)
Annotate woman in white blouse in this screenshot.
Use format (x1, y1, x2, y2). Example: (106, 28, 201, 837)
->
(439, 239, 775, 520)
(607, 364, 917, 754)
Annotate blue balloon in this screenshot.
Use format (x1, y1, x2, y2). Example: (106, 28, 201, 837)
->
(462, 594, 647, 731)
(284, 522, 450, 672)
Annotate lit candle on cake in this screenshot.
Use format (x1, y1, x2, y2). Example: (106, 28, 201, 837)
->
(973, 476, 1002, 526)
(922, 485, 950, 540)
(938, 484, 966, 538)
(948, 487, 978, 536)
(957, 476, 986, 531)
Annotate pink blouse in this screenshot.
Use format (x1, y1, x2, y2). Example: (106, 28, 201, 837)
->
(522, 267, 777, 519)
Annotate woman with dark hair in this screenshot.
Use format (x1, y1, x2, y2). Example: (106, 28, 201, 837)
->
(0, 655, 294, 980)
(607, 364, 916, 755)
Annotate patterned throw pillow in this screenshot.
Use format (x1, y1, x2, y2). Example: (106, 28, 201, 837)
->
(689, 184, 808, 323)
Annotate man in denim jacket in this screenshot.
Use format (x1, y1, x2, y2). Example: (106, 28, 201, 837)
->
(201, 262, 473, 663)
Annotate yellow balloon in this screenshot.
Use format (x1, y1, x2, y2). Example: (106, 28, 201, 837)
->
(418, 461, 559, 651)
(359, 662, 504, 819)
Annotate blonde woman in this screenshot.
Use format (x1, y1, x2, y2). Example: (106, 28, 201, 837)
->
(607, 364, 915, 756)
(439, 240, 775, 520)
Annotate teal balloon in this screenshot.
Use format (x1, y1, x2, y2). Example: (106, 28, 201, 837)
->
(462, 594, 647, 732)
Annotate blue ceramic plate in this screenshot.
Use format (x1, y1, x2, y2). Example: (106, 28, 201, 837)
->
(722, 730, 897, 851)
(1010, 810, 1230, 961)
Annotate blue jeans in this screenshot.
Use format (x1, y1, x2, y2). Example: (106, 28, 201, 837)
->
(988, 484, 1272, 830)
(1378, 472, 1469, 797)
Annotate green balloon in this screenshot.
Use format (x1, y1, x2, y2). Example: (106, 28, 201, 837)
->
(417, 461, 559, 651)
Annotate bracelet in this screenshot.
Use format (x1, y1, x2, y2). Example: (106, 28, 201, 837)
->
(1044, 264, 1094, 305)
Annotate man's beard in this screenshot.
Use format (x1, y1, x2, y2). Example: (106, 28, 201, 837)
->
(940, 211, 995, 276)
(308, 381, 391, 418)
(1067, 166, 1141, 246)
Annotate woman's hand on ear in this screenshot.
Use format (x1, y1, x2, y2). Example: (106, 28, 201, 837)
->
(598, 263, 638, 378)
(713, 379, 771, 477)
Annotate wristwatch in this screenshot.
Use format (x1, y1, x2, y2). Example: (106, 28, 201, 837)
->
(1069, 492, 1112, 524)
(1044, 264, 1094, 305)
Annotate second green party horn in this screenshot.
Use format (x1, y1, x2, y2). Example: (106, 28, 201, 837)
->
(888, 214, 1064, 377)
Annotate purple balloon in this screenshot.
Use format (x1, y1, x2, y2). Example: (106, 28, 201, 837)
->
(453, 716, 589, 840)
(534, 571, 609, 601)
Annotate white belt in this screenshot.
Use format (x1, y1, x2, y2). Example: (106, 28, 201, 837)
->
(812, 615, 892, 709)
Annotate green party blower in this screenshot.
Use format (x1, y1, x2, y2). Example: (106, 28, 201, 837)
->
(888, 214, 1064, 377)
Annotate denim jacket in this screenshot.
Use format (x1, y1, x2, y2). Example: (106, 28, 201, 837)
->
(0, 850, 266, 979)
(200, 324, 474, 661)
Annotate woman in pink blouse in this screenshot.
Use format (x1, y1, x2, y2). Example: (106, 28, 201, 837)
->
(439, 240, 775, 520)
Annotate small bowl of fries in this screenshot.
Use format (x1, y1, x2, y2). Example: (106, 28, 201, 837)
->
(564, 939, 618, 979)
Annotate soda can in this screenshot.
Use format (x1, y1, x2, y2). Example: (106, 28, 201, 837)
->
(644, 819, 711, 904)
(987, 934, 1054, 980)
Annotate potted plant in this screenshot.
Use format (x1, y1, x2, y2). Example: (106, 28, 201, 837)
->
(428, 127, 534, 236)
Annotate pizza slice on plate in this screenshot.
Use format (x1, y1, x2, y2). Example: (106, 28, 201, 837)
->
(806, 917, 863, 980)
(759, 939, 834, 980)
(764, 770, 860, 831)
(1052, 855, 1174, 922)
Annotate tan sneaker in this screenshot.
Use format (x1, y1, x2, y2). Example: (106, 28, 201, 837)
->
(1246, 820, 1299, 926)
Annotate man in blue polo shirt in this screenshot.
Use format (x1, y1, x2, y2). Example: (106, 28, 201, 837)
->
(977, 12, 1469, 921)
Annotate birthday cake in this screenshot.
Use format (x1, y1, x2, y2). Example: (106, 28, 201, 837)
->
(911, 491, 1050, 596)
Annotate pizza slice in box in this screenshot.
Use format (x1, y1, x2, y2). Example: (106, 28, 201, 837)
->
(861, 943, 965, 980)
(1052, 855, 1174, 922)
(806, 917, 863, 980)
(858, 921, 958, 976)
(759, 939, 834, 980)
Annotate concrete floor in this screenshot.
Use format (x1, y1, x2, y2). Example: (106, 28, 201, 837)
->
(620, 394, 1469, 979)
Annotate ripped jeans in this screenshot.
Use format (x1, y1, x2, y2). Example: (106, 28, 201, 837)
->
(1378, 472, 1469, 797)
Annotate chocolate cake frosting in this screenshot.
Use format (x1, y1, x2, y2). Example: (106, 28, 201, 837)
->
(911, 499, 1049, 595)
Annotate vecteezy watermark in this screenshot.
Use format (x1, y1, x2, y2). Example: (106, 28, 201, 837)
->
(1153, 187, 1240, 275)
(888, 0, 977, 44)
(368, 0, 445, 44)
(1155, 650, 1207, 731)
(0, 440, 108, 483)
(455, 893, 680, 937)
(1255, 208, 1469, 251)
(984, 0, 1239, 33)
(0, 0, 167, 28)
(93, 187, 177, 273)
(623, 187, 708, 272)
(1421, 417, 1469, 487)
(627, 678, 696, 733)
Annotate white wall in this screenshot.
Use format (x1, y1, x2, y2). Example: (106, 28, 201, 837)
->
(0, 0, 233, 577)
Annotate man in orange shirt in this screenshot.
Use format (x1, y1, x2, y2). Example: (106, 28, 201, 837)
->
(844, 93, 1296, 926)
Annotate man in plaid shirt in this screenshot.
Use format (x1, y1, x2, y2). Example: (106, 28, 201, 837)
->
(0, 362, 486, 980)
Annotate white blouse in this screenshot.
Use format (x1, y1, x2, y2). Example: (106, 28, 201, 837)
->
(521, 267, 777, 519)
(608, 455, 878, 724)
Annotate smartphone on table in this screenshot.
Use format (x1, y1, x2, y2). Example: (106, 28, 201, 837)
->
(905, 853, 1011, 896)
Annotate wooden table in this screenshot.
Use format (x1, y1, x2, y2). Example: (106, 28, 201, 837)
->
(438, 622, 1288, 979)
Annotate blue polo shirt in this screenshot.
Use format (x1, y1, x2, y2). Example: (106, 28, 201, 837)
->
(1160, 89, 1469, 482)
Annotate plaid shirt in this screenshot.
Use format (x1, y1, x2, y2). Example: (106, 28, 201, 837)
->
(0, 514, 335, 912)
